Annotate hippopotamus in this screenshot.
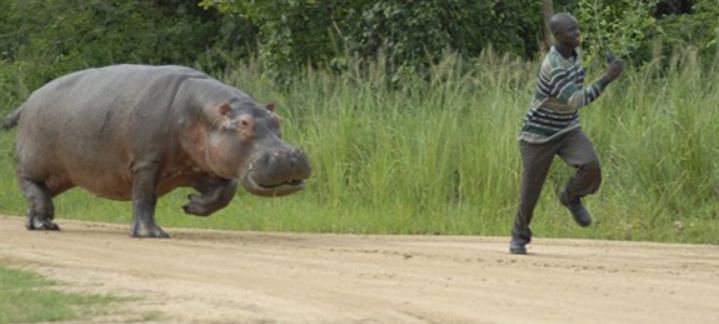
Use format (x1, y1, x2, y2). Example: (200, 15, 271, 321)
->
(2, 64, 311, 238)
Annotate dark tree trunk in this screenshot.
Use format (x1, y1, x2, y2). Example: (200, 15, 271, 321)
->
(541, 0, 554, 51)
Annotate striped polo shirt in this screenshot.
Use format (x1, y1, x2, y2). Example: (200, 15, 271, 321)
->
(519, 46, 606, 143)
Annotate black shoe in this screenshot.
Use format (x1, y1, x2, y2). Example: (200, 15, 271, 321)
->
(509, 239, 527, 255)
(560, 190, 592, 227)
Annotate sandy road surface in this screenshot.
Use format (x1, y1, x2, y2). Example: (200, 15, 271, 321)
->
(1, 216, 718, 323)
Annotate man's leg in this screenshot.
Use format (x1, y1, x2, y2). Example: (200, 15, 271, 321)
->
(557, 129, 602, 227)
(510, 139, 559, 254)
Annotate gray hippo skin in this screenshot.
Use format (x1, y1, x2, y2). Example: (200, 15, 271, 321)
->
(2, 64, 311, 238)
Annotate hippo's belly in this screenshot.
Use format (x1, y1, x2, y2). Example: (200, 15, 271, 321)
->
(68, 171, 134, 201)
(68, 168, 200, 201)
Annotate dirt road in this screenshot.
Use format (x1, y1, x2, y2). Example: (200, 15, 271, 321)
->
(1, 216, 718, 323)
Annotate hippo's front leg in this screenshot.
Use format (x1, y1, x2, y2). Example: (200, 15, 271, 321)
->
(182, 177, 237, 216)
(130, 162, 169, 238)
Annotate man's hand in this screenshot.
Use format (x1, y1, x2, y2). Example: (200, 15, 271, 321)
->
(607, 51, 616, 64)
(600, 59, 624, 87)
(606, 59, 624, 80)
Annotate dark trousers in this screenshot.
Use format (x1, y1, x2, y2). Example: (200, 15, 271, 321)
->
(511, 128, 602, 244)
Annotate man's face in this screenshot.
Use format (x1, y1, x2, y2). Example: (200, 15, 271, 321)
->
(554, 17, 581, 49)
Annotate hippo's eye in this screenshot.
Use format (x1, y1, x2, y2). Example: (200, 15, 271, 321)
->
(273, 121, 283, 138)
(237, 114, 254, 130)
(270, 116, 282, 130)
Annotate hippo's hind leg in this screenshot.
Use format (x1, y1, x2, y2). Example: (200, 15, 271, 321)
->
(182, 177, 237, 216)
(18, 175, 71, 231)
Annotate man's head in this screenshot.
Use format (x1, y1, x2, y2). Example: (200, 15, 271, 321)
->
(549, 13, 581, 49)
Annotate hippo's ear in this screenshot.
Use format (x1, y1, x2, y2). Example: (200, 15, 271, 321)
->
(219, 103, 232, 116)
(206, 102, 233, 117)
(266, 102, 276, 112)
(205, 102, 236, 129)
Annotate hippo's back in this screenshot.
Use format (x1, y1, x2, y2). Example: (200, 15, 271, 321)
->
(22, 64, 207, 117)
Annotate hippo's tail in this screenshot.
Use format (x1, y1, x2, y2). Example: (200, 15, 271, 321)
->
(2, 107, 22, 130)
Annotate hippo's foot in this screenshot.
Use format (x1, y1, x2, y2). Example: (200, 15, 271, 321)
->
(26, 218, 60, 231)
(130, 223, 170, 238)
(182, 194, 216, 217)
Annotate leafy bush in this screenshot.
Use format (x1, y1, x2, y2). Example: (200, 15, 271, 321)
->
(0, 0, 223, 110)
(200, 0, 542, 84)
(573, 0, 660, 64)
(650, 0, 719, 61)
(571, 0, 718, 67)
(1, 0, 717, 99)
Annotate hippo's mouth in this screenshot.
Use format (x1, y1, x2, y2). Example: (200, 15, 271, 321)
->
(239, 149, 311, 197)
(241, 168, 306, 197)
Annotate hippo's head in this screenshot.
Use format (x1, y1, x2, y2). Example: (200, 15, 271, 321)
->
(190, 99, 311, 197)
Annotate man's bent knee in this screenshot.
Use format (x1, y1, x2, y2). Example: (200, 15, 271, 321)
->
(580, 160, 602, 192)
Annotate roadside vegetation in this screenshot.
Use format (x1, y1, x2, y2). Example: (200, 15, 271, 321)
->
(2, 46, 717, 243)
(0, 0, 717, 244)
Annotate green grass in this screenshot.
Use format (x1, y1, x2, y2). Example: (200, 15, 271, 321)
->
(0, 264, 127, 323)
(1, 48, 718, 244)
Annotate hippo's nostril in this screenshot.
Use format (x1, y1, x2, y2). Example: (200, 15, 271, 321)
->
(293, 149, 307, 161)
(287, 151, 298, 164)
(260, 152, 271, 165)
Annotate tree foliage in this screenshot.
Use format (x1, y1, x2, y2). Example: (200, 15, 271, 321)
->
(568, 0, 718, 66)
(0, 0, 221, 92)
(650, 0, 719, 59)
(0, 0, 716, 94)
(573, 0, 660, 64)
(199, 0, 543, 83)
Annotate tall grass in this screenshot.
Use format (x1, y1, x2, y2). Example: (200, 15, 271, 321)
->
(1, 48, 718, 243)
